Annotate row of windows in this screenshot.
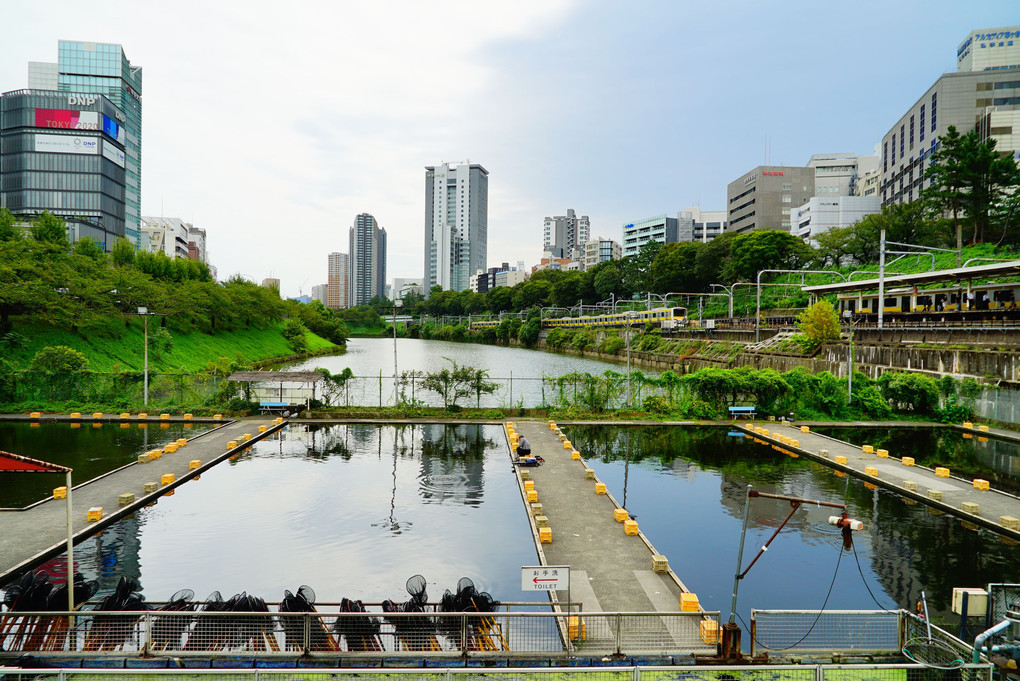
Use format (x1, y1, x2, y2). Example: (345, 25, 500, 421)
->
(0, 171, 124, 198)
(2, 189, 124, 216)
(994, 96, 1020, 106)
(729, 185, 756, 204)
(0, 150, 124, 176)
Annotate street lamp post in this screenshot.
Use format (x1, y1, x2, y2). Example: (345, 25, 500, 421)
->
(625, 312, 637, 407)
(392, 300, 401, 406)
(134, 308, 167, 406)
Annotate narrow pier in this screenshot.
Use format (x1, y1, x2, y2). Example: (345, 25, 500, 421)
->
(740, 421, 1020, 540)
(0, 417, 285, 584)
(511, 420, 717, 656)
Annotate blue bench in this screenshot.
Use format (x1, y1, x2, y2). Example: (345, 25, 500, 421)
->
(729, 406, 756, 420)
(259, 401, 288, 414)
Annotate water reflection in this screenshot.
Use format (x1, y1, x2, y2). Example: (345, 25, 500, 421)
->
(566, 425, 1020, 620)
(8, 424, 536, 606)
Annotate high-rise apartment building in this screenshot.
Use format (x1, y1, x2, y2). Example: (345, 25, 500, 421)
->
(726, 166, 815, 234)
(29, 41, 143, 246)
(311, 284, 328, 306)
(582, 237, 622, 270)
(327, 252, 350, 309)
(424, 162, 488, 291)
(881, 25, 1020, 206)
(0, 88, 128, 248)
(543, 209, 589, 260)
(349, 213, 387, 306)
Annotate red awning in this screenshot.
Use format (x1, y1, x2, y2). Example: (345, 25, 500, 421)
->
(0, 450, 70, 473)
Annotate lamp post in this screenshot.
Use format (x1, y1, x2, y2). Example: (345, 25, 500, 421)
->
(392, 300, 401, 406)
(625, 311, 637, 407)
(134, 308, 166, 406)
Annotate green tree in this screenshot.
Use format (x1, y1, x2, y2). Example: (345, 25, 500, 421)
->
(0, 207, 20, 242)
(282, 318, 309, 354)
(72, 237, 105, 260)
(486, 286, 513, 313)
(30, 211, 69, 248)
(794, 300, 842, 353)
(729, 229, 813, 280)
(421, 358, 491, 409)
(110, 237, 136, 266)
(592, 260, 628, 300)
(518, 317, 541, 346)
(695, 231, 737, 285)
(621, 240, 663, 293)
(651, 241, 705, 293)
(30, 345, 90, 399)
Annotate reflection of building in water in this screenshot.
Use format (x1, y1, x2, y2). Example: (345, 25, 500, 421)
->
(38, 513, 142, 598)
(417, 424, 487, 506)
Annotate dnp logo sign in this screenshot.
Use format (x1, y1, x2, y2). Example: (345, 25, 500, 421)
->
(68, 95, 97, 107)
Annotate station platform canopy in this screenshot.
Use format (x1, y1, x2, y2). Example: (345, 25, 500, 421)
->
(226, 370, 324, 405)
(226, 371, 324, 384)
(802, 259, 1020, 296)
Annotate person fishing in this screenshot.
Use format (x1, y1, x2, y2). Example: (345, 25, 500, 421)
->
(516, 436, 531, 460)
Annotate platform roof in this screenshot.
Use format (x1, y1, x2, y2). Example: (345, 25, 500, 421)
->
(227, 371, 324, 383)
(801, 259, 1020, 296)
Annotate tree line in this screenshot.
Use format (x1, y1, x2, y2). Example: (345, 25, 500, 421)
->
(0, 209, 348, 345)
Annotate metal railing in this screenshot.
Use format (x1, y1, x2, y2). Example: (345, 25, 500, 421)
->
(0, 610, 719, 659)
(750, 609, 901, 655)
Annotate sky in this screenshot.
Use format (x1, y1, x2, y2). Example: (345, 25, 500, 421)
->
(4, 1, 1019, 298)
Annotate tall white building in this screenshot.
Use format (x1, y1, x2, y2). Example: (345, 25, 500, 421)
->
(807, 153, 879, 198)
(882, 25, 1020, 206)
(542, 209, 589, 260)
(140, 216, 190, 259)
(792, 196, 882, 244)
(424, 162, 488, 291)
(311, 283, 328, 305)
(349, 212, 386, 306)
(327, 252, 349, 310)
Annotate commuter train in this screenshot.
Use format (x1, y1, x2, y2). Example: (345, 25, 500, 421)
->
(836, 282, 1020, 316)
(469, 307, 689, 331)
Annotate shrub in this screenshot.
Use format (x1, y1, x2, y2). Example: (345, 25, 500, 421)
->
(599, 336, 625, 354)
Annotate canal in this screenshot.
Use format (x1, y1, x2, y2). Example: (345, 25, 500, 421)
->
(284, 337, 647, 408)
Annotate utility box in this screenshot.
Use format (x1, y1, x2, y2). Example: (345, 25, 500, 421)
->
(951, 587, 988, 617)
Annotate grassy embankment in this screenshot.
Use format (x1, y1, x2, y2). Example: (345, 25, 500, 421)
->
(6, 320, 340, 373)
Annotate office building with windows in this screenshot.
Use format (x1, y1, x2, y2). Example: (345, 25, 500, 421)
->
(807, 153, 879, 198)
(881, 25, 1020, 206)
(141, 216, 191, 258)
(28, 41, 143, 246)
(327, 252, 350, 309)
(582, 237, 622, 270)
(424, 162, 488, 291)
(542, 208, 589, 260)
(791, 195, 881, 244)
(726, 166, 815, 234)
(677, 208, 727, 243)
(0, 88, 127, 248)
(622, 215, 678, 257)
(349, 212, 387, 306)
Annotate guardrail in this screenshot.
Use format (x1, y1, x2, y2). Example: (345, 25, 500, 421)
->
(0, 610, 719, 659)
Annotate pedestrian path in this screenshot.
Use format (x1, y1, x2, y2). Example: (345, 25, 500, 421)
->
(0, 418, 286, 584)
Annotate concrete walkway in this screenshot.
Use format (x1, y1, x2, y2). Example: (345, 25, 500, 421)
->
(739, 420, 1020, 540)
(511, 420, 716, 655)
(0, 417, 285, 584)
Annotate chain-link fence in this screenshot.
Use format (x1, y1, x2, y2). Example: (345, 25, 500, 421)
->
(750, 609, 901, 655)
(0, 610, 718, 659)
(5, 371, 223, 407)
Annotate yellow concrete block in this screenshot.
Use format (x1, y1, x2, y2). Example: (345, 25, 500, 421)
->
(143, 481, 159, 493)
(614, 508, 629, 523)
(227, 440, 238, 449)
(652, 554, 669, 573)
(530, 502, 544, 516)
(962, 501, 980, 515)
(623, 519, 639, 535)
(791, 439, 799, 448)
(548, 421, 557, 430)
(53, 486, 67, 499)
(161, 473, 176, 485)
(539, 526, 552, 544)
(176, 438, 187, 447)
(800, 425, 810, 433)
(535, 515, 548, 527)
(163, 444, 178, 454)
(864, 466, 878, 477)
(680, 592, 700, 612)
(927, 489, 943, 502)
(524, 480, 535, 492)
(901, 457, 915, 466)
(189, 459, 201, 470)
(137, 453, 150, 464)
(92, 412, 103, 419)
(526, 489, 538, 503)
(974, 479, 990, 491)
(999, 515, 1020, 530)
(595, 482, 607, 495)
(963, 421, 973, 429)
(903, 480, 918, 491)
(120, 413, 131, 419)
(935, 467, 950, 478)
(242, 433, 252, 441)
(834, 455, 847, 465)
(584, 468, 595, 479)
(876, 449, 889, 458)
(69, 412, 81, 419)
(818, 449, 829, 458)
(258, 425, 267, 433)
(563, 440, 572, 449)
(519, 470, 530, 481)
(760, 429, 769, 436)
(160, 413, 170, 420)
(700, 619, 720, 644)
(118, 493, 135, 507)
(862, 445, 874, 454)
(567, 616, 585, 641)
(214, 414, 222, 420)
(149, 448, 162, 460)
(979, 424, 989, 432)
(571, 449, 581, 460)
(183, 413, 193, 420)
(138, 412, 148, 419)
(87, 506, 103, 522)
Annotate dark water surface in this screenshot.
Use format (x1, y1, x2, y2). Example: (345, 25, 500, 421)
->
(566, 425, 1019, 622)
(0, 422, 211, 508)
(19, 424, 539, 606)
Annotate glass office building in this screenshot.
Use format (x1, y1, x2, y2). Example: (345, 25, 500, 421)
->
(0, 89, 128, 248)
(28, 41, 143, 245)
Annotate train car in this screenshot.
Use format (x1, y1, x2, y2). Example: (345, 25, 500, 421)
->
(837, 282, 1020, 317)
(544, 307, 688, 330)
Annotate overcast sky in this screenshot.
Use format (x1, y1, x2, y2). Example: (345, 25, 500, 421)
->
(4, 1, 1018, 297)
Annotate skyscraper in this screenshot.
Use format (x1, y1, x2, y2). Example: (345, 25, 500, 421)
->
(349, 213, 387, 306)
(29, 41, 143, 246)
(327, 252, 349, 309)
(543, 209, 589, 260)
(424, 162, 488, 291)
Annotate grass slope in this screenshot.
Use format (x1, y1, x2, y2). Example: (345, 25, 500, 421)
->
(6, 321, 339, 373)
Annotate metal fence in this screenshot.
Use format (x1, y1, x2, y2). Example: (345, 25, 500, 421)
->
(5, 372, 222, 406)
(750, 609, 901, 655)
(0, 665, 993, 681)
(0, 610, 718, 659)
